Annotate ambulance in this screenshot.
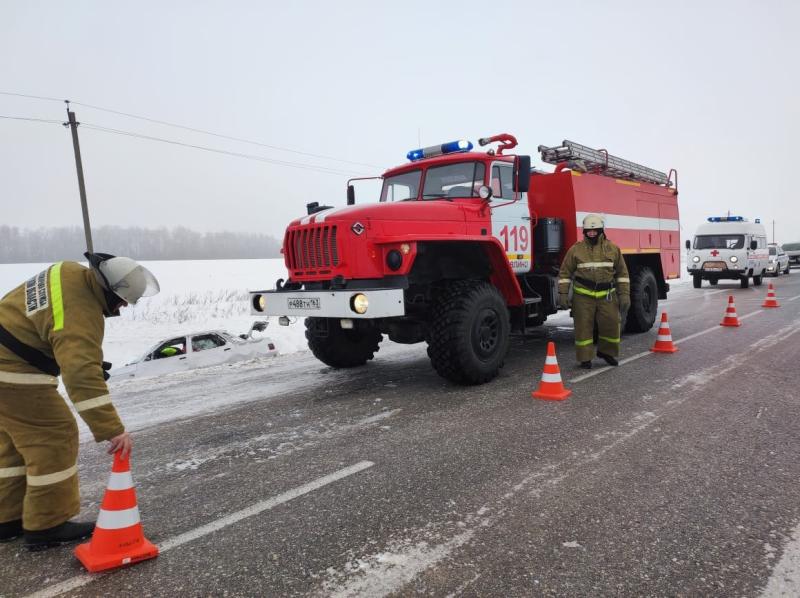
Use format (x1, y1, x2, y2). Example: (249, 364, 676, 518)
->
(686, 216, 768, 288)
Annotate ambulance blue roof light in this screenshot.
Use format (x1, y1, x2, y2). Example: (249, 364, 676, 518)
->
(407, 139, 474, 161)
(707, 216, 744, 222)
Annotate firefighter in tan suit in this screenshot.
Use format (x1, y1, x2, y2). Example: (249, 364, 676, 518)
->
(0, 253, 159, 550)
(558, 215, 631, 369)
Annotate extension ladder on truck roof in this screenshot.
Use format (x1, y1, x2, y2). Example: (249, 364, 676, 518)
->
(538, 140, 675, 188)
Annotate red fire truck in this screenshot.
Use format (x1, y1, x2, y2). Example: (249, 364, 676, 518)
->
(251, 135, 679, 384)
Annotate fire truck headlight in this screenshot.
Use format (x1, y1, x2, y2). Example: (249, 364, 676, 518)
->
(400, 243, 411, 255)
(253, 294, 266, 312)
(386, 250, 403, 271)
(351, 293, 369, 314)
(729, 255, 738, 263)
(692, 256, 700, 263)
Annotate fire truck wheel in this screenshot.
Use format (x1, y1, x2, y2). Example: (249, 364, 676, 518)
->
(305, 317, 382, 368)
(625, 267, 658, 333)
(426, 280, 510, 385)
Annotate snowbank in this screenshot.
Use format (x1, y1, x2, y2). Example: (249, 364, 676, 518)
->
(0, 259, 306, 367)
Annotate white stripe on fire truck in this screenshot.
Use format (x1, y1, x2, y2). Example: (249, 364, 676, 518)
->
(314, 206, 352, 223)
(575, 212, 679, 232)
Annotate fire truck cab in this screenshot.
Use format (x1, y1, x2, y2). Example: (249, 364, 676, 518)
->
(251, 135, 679, 385)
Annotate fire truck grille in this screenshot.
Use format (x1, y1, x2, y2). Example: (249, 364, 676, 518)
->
(286, 225, 340, 271)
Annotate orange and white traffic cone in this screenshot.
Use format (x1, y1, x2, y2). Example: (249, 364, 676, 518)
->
(75, 453, 159, 573)
(650, 312, 678, 353)
(762, 283, 780, 308)
(720, 295, 742, 327)
(532, 341, 572, 401)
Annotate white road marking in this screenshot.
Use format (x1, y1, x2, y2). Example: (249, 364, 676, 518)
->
(319, 320, 800, 597)
(760, 522, 800, 596)
(26, 461, 375, 598)
(570, 306, 768, 384)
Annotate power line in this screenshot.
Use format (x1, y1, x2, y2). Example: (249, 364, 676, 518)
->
(0, 91, 66, 103)
(0, 112, 370, 176)
(0, 90, 382, 169)
(0, 115, 63, 124)
(80, 122, 370, 176)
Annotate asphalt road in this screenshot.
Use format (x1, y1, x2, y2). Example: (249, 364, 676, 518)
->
(3, 273, 800, 597)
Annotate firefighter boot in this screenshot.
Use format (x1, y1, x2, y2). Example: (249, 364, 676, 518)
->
(0, 519, 23, 542)
(579, 361, 592, 369)
(597, 352, 619, 366)
(24, 520, 95, 552)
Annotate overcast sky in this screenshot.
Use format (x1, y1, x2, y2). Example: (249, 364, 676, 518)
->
(2, 1, 798, 244)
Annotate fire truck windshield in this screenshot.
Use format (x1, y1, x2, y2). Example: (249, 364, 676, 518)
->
(422, 162, 485, 200)
(693, 235, 745, 250)
(380, 170, 421, 202)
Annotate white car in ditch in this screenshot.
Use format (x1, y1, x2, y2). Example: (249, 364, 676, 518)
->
(111, 322, 277, 380)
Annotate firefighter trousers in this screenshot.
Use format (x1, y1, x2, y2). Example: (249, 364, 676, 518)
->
(572, 292, 621, 362)
(0, 382, 80, 531)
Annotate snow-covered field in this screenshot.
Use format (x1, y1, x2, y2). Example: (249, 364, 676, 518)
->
(0, 257, 691, 369)
(0, 259, 307, 368)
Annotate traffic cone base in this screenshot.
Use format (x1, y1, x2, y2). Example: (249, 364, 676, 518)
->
(720, 295, 742, 327)
(762, 283, 780, 308)
(75, 532, 158, 573)
(651, 312, 678, 353)
(532, 342, 572, 401)
(75, 453, 159, 573)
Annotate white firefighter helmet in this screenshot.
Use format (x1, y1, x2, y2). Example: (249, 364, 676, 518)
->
(582, 214, 605, 230)
(85, 253, 160, 305)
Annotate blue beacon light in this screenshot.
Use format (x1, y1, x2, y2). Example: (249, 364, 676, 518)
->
(407, 139, 474, 161)
(707, 216, 744, 222)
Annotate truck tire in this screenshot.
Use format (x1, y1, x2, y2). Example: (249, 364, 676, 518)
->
(305, 317, 382, 368)
(426, 280, 510, 385)
(625, 267, 658, 333)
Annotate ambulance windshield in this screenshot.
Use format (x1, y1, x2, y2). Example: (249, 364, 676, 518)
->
(694, 235, 744, 250)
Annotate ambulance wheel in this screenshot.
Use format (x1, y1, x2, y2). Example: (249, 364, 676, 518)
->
(785, 264, 791, 275)
(740, 276, 749, 289)
(305, 317, 382, 368)
(426, 280, 510, 385)
(753, 272, 763, 286)
(625, 267, 658, 333)
(693, 275, 702, 289)
(709, 279, 718, 286)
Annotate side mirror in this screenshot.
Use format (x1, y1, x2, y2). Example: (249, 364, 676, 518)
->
(513, 155, 531, 193)
(750, 240, 757, 250)
(685, 240, 691, 250)
(478, 185, 493, 200)
(347, 185, 355, 205)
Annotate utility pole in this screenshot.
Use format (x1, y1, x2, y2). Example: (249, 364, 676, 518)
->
(64, 105, 94, 253)
(773, 219, 775, 244)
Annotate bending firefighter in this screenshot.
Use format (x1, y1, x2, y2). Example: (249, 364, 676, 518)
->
(558, 214, 630, 369)
(0, 253, 159, 550)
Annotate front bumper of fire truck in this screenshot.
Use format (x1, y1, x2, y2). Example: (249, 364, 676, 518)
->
(250, 287, 405, 319)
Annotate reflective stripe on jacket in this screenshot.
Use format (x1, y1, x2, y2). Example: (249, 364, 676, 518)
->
(558, 235, 631, 298)
(0, 262, 124, 441)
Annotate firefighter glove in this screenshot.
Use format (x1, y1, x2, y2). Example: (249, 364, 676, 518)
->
(558, 293, 571, 309)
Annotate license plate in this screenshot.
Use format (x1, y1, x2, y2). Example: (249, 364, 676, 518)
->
(703, 262, 725, 271)
(287, 297, 320, 310)
(704, 267, 723, 271)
